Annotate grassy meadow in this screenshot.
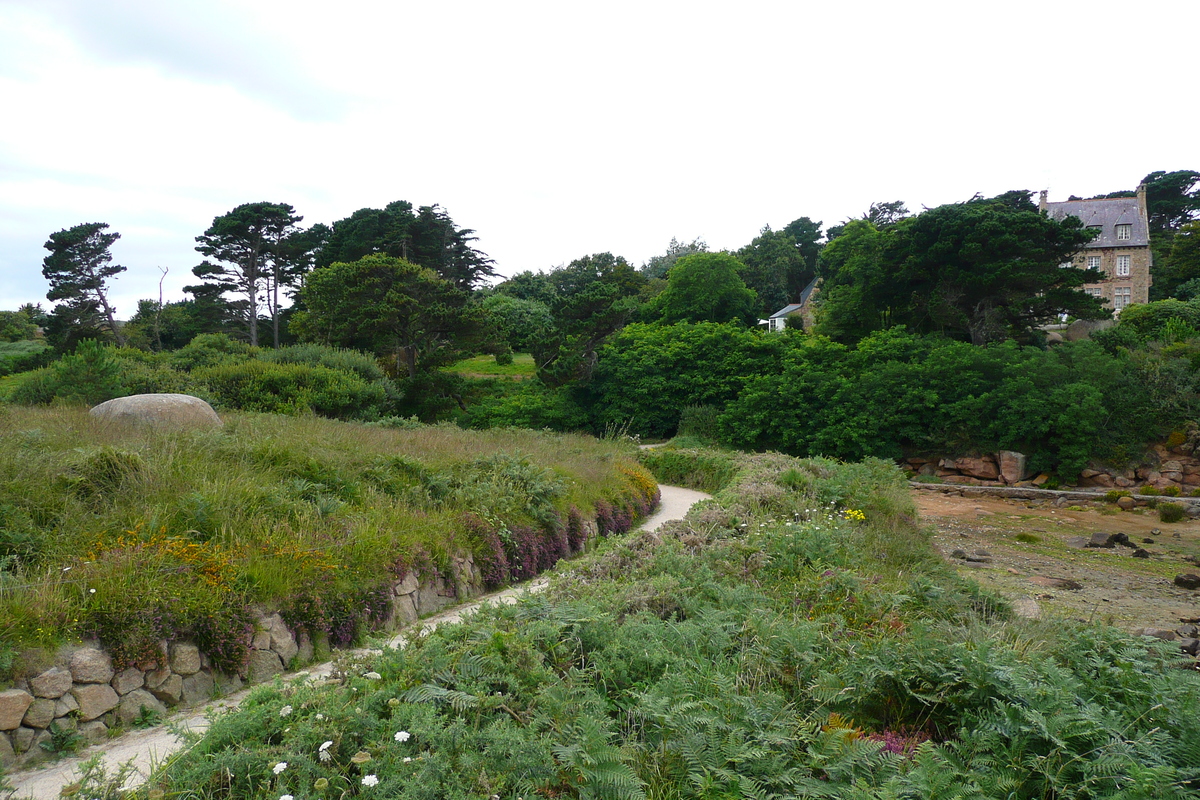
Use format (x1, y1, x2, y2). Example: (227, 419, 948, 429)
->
(0, 406, 657, 677)
(117, 447, 1200, 799)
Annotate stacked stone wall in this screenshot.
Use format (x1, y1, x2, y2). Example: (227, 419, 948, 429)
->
(0, 529, 594, 768)
(907, 440, 1200, 495)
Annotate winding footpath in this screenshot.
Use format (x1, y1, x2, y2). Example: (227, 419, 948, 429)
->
(6, 484, 711, 800)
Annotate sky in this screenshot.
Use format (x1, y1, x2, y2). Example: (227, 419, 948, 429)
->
(1, 0, 1196, 316)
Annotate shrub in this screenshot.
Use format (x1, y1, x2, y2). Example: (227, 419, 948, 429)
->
(1015, 532, 1041, 543)
(169, 333, 257, 372)
(1166, 430, 1188, 449)
(261, 343, 386, 384)
(0, 340, 53, 377)
(195, 360, 387, 420)
(1158, 502, 1186, 523)
(1104, 490, 1132, 502)
(494, 351, 514, 366)
(10, 340, 124, 406)
(1140, 486, 1161, 496)
(1162, 485, 1182, 497)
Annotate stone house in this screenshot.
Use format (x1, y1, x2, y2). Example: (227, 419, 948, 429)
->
(1039, 185, 1152, 314)
(762, 276, 820, 332)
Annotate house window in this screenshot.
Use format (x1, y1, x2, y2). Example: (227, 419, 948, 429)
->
(1087, 255, 1102, 270)
(1116, 224, 1131, 241)
(1084, 287, 1103, 297)
(1114, 286, 1132, 311)
(1116, 255, 1131, 276)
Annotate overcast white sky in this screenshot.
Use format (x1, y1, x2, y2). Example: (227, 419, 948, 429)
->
(1, 0, 1196, 315)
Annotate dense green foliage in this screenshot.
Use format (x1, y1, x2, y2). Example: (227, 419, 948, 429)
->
(817, 192, 1107, 345)
(314, 201, 495, 290)
(589, 325, 1164, 477)
(0, 407, 655, 670)
(588, 322, 786, 438)
(138, 452, 1200, 799)
(0, 340, 51, 377)
(291, 255, 485, 379)
(646, 252, 759, 326)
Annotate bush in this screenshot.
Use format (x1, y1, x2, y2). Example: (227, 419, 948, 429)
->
(0, 340, 53, 377)
(1159, 502, 1186, 523)
(1104, 490, 1132, 502)
(10, 340, 124, 406)
(169, 333, 257, 372)
(261, 343, 386, 383)
(1162, 485, 1182, 497)
(1140, 486, 1162, 496)
(494, 350, 514, 366)
(195, 360, 387, 420)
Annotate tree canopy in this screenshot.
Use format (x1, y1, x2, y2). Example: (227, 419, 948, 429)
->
(193, 202, 304, 347)
(291, 255, 484, 379)
(42, 222, 127, 347)
(316, 201, 495, 290)
(496, 253, 647, 387)
(816, 191, 1106, 345)
(649, 252, 759, 326)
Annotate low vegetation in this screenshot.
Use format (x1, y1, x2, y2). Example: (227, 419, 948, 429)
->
(0, 406, 656, 676)
(121, 450, 1200, 799)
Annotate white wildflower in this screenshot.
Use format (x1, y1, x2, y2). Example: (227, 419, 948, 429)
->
(319, 740, 333, 752)
(279, 705, 293, 717)
(362, 774, 379, 787)
(394, 730, 410, 742)
(403, 756, 412, 763)
(315, 713, 325, 720)
(273, 762, 287, 774)
(280, 795, 294, 800)
(363, 671, 382, 680)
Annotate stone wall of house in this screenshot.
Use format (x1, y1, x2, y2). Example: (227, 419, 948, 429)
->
(0, 523, 598, 768)
(907, 438, 1200, 494)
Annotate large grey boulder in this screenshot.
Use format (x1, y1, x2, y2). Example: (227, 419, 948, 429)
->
(90, 394, 222, 429)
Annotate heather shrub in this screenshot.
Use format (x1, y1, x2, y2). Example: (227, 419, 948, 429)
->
(1159, 502, 1186, 523)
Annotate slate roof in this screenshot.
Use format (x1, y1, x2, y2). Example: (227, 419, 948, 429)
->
(769, 277, 822, 319)
(1043, 197, 1149, 248)
(769, 303, 804, 319)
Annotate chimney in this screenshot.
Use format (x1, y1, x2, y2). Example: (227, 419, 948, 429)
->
(1038, 189, 1049, 211)
(1136, 182, 1147, 216)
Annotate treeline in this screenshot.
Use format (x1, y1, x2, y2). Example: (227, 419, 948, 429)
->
(7, 172, 1200, 481)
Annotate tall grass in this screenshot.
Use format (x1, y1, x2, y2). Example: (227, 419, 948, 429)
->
(0, 407, 656, 672)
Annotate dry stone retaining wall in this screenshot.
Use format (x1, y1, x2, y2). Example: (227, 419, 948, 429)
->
(906, 439, 1200, 495)
(0, 544, 552, 768)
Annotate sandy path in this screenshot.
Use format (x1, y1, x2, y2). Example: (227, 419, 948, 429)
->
(5, 484, 710, 799)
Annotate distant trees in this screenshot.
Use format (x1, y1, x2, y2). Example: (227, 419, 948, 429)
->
(0, 305, 42, 342)
(316, 201, 495, 290)
(816, 191, 1106, 345)
(291, 255, 484, 379)
(41, 222, 127, 347)
(191, 202, 307, 348)
(640, 237, 708, 279)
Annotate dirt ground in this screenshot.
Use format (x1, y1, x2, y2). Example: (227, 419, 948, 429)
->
(916, 488, 1200, 629)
